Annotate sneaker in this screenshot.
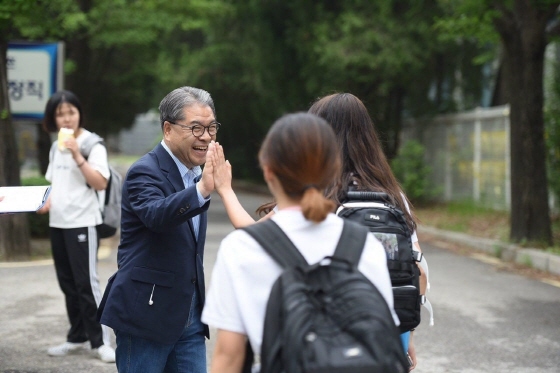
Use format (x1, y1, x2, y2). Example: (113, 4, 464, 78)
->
(47, 341, 88, 356)
(96, 344, 115, 363)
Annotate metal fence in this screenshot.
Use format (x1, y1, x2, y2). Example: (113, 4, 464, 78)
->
(402, 105, 511, 210)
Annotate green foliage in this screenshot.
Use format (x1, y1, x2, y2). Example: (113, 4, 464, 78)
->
(391, 140, 434, 203)
(21, 176, 50, 238)
(1, 0, 232, 140)
(157, 0, 309, 178)
(162, 0, 490, 174)
(64, 59, 77, 75)
(283, 0, 455, 148)
(434, 1, 500, 46)
(2, 0, 491, 181)
(1, 0, 84, 40)
(69, 1, 214, 136)
(290, 1, 436, 87)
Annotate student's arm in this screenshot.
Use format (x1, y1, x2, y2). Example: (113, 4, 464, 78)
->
(210, 329, 247, 373)
(408, 333, 417, 371)
(66, 137, 108, 190)
(217, 188, 259, 228)
(414, 241, 428, 296)
(211, 143, 258, 228)
(74, 155, 108, 190)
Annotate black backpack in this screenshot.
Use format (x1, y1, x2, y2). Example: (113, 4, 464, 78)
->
(242, 219, 408, 373)
(336, 191, 423, 333)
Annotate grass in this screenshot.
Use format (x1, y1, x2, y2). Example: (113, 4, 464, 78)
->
(545, 246, 560, 255)
(414, 200, 560, 251)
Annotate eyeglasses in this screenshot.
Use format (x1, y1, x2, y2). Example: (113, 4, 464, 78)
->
(168, 121, 220, 137)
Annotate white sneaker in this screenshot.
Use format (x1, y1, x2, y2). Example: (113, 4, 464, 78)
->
(96, 344, 115, 363)
(47, 341, 88, 356)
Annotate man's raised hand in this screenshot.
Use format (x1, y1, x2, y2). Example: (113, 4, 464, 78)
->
(198, 141, 216, 198)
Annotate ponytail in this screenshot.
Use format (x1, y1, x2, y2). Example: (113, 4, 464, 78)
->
(301, 187, 336, 223)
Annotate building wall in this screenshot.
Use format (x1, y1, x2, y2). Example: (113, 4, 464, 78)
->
(110, 110, 162, 155)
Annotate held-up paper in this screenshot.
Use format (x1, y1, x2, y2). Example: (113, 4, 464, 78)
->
(0, 186, 51, 213)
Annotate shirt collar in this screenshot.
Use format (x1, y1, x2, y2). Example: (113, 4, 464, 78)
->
(160, 140, 202, 179)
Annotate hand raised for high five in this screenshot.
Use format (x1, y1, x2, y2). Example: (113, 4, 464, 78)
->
(207, 142, 260, 228)
(211, 142, 232, 197)
(198, 141, 217, 198)
(199, 141, 233, 198)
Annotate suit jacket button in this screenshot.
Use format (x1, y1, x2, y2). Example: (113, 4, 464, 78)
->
(185, 204, 190, 209)
(191, 278, 197, 284)
(179, 208, 185, 214)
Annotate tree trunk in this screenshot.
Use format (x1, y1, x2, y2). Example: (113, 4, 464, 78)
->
(0, 40, 32, 260)
(491, 55, 508, 106)
(36, 123, 52, 175)
(497, 4, 553, 245)
(385, 85, 404, 160)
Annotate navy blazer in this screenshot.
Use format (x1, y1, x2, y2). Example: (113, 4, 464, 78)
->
(99, 143, 210, 344)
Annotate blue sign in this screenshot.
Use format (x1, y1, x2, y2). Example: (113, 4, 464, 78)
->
(7, 42, 64, 120)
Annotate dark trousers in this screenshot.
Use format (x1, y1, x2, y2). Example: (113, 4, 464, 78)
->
(50, 226, 108, 348)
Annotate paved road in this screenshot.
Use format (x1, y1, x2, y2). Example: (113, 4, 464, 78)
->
(413, 241, 560, 372)
(1, 191, 559, 372)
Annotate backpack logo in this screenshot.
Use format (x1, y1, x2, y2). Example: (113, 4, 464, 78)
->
(344, 346, 363, 358)
(368, 214, 381, 221)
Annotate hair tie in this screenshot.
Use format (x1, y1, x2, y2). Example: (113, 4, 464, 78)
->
(302, 184, 318, 192)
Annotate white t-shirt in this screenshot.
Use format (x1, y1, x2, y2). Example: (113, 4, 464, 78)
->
(45, 129, 110, 229)
(201, 210, 399, 355)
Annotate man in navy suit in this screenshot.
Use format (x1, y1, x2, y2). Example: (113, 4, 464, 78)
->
(99, 86, 221, 372)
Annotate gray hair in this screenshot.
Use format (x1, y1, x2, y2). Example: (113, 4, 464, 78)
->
(158, 86, 216, 130)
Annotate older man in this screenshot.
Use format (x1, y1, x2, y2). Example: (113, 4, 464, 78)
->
(99, 86, 221, 372)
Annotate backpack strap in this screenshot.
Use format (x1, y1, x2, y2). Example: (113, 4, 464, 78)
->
(241, 219, 308, 269)
(417, 254, 434, 326)
(332, 220, 369, 266)
(80, 132, 104, 159)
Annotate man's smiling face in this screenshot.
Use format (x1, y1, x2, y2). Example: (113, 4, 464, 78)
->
(163, 104, 217, 169)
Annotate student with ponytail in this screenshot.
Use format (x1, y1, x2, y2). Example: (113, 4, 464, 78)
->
(210, 93, 427, 371)
(202, 113, 398, 373)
